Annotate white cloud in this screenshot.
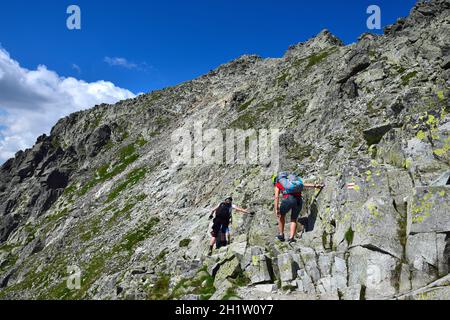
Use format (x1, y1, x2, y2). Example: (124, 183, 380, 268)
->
(104, 56, 138, 70)
(0, 48, 136, 163)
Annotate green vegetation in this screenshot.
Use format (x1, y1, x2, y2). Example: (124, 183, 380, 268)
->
(80, 216, 102, 242)
(51, 136, 61, 149)
(0, 250, 18, 274)
(148, 274, 171, 300)
(155, 249, 168, 262)
(230, 110, 258, 130)
(106, 167, 147, 203)
(150, 266, 217, 300)
(46, 208, 69, 223)
(222, 287, 240, 300)
(74, 136, 148, 197)
(306, 50, 334, 69)
(231, 270, 251, 287)
(397, 208, 408, 259)
(155, 115, 171, 127)
(237, 98, 255, 112)
(0, 255, 69, 300)
(401, 71, 417, 86)
(230, 96, 285, 129)
(288, 142, 313, 161)
(276, 72, 289, 86)
(345, 227, 354, 246)
(107, 202, 136, 226)
(135, 193, 147, 202)
(366, 99, 379, 116)
(114, 217, 160, 253)
(394, 65, 406, 74)
(292, 100, 308, 116)
(179, 239, 191, 247)
(91, 113, 103, 129)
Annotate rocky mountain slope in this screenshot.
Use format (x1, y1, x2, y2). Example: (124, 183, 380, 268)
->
(0, 0, 449, 300)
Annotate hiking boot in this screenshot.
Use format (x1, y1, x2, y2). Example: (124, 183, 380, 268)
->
(208, 246, 213, 256)
(276, 234, 285, 242)
(288, 238, 297, 244)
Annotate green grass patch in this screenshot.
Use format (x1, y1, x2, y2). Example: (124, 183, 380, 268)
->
(288, 142, 313, 161)
(148, 274, 171, 300)
(106, 167, 147, 203)
(345, 227, 354, 246)
(231, 271, 250, 287)
(222, 287, 240, 300)
(135, 193, 147, 202)
(237, 98, 255, 112)
(107, 202, 136, 227)
(230, 96, 285, 129)
(0, 252, 18, 273)
(292, 100, 308, 116)
(155, 249, 168, 262)
(114, 217, 160, 253)
(155, 115, 171, 127)
(76, 136, 149, 197)
(306, 49, 334, 69)
(80, 216, 101, 242)
(276, 72, 289, 86)
(179, 239, 191, 247)
(401, 71, 417, 86)
(0, 255, 68, 300)
(47, 208, 69, 223)
(170, 267, 216, 300)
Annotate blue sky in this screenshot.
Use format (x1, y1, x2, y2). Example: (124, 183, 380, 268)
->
(0, 0, 417, 162)
(0, 0, 416, 94)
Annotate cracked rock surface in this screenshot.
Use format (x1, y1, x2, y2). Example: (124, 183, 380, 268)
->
(0, 0, 449, 300)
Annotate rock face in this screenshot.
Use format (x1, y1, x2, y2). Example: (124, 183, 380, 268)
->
(0, 0, 449, 300)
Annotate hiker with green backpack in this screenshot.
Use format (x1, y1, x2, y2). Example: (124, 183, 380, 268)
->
(208, 197, 255, 256)
(272, 172, 324, 244)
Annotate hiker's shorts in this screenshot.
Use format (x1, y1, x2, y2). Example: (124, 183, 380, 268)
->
(280, 195, 303, 221)
(211, 220, 229, 237)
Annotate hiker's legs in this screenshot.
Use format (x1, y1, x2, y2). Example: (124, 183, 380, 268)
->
(209, 221, 221, 254)
(278, 214, 286, 236)
(225, 227, 231, 244)
(289, 220, 297, 239)
(279, 196, 295, 237)
(289, 196, 302, 239)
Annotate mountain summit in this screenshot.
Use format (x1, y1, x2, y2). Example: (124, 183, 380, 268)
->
(0, 0, 449, 300)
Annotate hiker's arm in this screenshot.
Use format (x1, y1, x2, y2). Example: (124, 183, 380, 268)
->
(234, 206, 250, 214)
(274, 186, 280, 216)
(304, 183, 325, 189)
(209, 205, 219, 219)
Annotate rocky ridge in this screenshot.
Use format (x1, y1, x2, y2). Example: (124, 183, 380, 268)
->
(0, 0, 449, 300)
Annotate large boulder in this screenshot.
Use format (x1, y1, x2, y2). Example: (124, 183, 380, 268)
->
(348, 246, 398, 300)
(331, 256, 348, 290)
(406, 232, 448, 288)
(277, 253, 299, 282)
(213, 256, 241, 288)
(244, 254, 272, 285)
(408, 186, 450, 234)
(300, 248, 320, 283)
